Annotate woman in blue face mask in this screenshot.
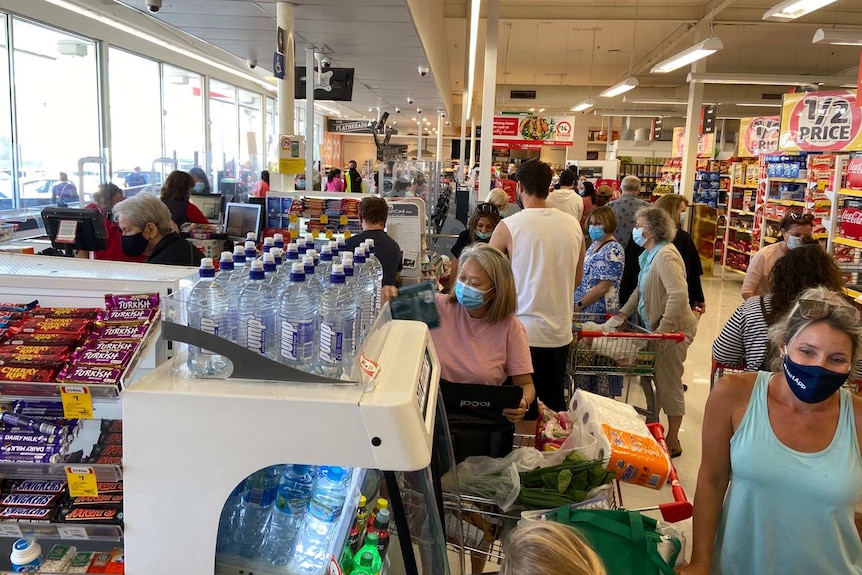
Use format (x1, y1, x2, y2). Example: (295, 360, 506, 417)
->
(613, 207, 697, 457)
(448, 203, 502, 293)
(574, 207, 623, 317)
(682, 286, 862, 575)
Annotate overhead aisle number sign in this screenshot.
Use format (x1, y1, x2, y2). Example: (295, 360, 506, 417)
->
(779, 90, 862, 152)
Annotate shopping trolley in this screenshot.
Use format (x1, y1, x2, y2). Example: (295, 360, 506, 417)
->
(570, 314, 685, 422)
(710, 359, 746, 390)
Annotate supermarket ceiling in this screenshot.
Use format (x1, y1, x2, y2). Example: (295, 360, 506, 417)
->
(107, 0, 862, 129)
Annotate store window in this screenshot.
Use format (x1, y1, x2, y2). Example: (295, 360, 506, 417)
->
(0, 15, 13, 210)
(265, 96, 277, 169)
(238, 89, 262, 190)
(209, 79, 240, 200)
(12, 18, 100, 205)
(163, 64, 204, 176)
(108, 48, 162, 195)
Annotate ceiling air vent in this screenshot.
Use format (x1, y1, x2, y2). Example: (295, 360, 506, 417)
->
(510, 90, 537, 100)
(762, 93, 783, 100)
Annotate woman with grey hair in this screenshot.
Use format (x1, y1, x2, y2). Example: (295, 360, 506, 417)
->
(680, 286, 862, 575)
(112, 193, 204, 267)
(613, 206, 696, 456)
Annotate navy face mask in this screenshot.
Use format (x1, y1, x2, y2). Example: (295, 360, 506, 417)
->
(783, 355, 849, 404)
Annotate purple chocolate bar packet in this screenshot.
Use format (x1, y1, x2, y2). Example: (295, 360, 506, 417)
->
(72, 348, 134, 369)
(57, 365, 122, 385)
(95, 324, 149, 341)
(98, 308, 155, 325)
(105, 293, 160, 311)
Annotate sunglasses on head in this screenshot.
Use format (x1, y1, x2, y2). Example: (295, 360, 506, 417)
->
(784, 213, 814, 225)
(792, 298, 861, 324)
(476, 203, 500, 216)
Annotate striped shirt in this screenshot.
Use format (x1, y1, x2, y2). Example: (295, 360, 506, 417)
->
(712, 295, 772, 371)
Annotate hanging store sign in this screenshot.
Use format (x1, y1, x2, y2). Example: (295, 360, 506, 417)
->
(671, 127, 715, 159)
(701, 105, 717, 135)
(278, 135, 306, 174)
(738, 116, 780, 157)
(327, 119, 375, 134)
(491, 114, 574, 147)
(779, 90, 862, 152)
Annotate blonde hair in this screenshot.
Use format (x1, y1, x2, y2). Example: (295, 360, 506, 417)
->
(449, 244, 517, 323)
(485, 188, 509, 212)
(500, 521, 606, 575)
(654, 194, 689, 221)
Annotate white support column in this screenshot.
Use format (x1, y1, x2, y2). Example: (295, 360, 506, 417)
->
(459, 17, 470, 181)
(469, 115, 476, 171)
(605, 116, 615, 157)
(305, 47, 315, 192)
(477, 0, 499, 198)
(277, 2, 296, 190)
(418, 123, 423, 161)
(436, 113, 443, 162)
(680, 57, 706, 202)
(97, 41, 112, 179)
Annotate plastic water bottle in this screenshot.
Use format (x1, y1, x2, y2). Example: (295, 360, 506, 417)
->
(336, 237, 347, 256)
(261, 465, 314, 565)
(318, 245, 335, 286)
(216, 481, 246, 553)
(273, 233, 285, 250)
(289, 467, 348, 574)
(285, 242, 300, 264)
(353, 248, 376, 340)
(263, 252, 282, 296)
(263, 237, 275, 253)
(245, 240, 259, 265)
(308, 248, 320, 267)
(232, 245, 249, 280)
(238, 260, 278, 359)
(316, 264, 357, 378)
(278, 263, 317, 370)
(235, 465, 284, 558)
(246, 231, 257, 243)
(302, 255, 322, 301)
(186, 258, 230, 378)
(363, 240, 384, 314)
(297, 238, 309, 256)
(216, 251, 239, 343)
(304, 237, 316, 255)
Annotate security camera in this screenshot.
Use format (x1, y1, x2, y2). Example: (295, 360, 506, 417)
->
(320, 57, 331, 70)
(395, 107, 401, 114)
(247, 58, 257, 69)
(145, 0, 162, 12)
(416, 108, 423, 115)
(440, 111, 446, 118)
(418, 65, 429, 77)
(406, 96, 414, 105)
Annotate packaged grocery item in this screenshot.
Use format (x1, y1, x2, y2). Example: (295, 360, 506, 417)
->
(11, 479, 67, 494)
(16, 317, 91, 335)
(101, 420, 122, 434)
(94, 324, 149, 341)
(0, 301, 38, 313)
(90, 444, 122, 458)
(85, 340, 138, 355)
(70, 494, 123, 508)
(57, 365, 123, 386)
(5, 333, 83, 347)
(103, 547, 124, 573)
(60, 507, 123, 524)
(9, 538, 42, 572)
(105, 293, 159, 311)
(97, 308, 156, 325)
(40, 544, 76, 573)
(0, 493, 62, 508)
(96, 482, 123, 494)
(0, 344, 73, 356)
(67, 551, 95, 573)
(0, 366, 57, 382)
(71, 348, 135, 369)
(0, 353, 67, 369)
(88, 551, 112, 573)
(0, 506, 57, 521)
(29, 308, 100, 319)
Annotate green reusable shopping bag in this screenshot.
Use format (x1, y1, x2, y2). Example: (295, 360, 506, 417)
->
(549, 507, 681, 575)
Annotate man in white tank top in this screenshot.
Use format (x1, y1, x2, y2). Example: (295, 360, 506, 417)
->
(490, 160, 585, 422)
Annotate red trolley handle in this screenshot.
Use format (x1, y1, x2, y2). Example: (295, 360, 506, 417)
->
(645, 422, 692, 523)
(574, 331, 685, 343)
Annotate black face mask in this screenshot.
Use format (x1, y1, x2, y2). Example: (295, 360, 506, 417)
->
(121, 233, 149, 257)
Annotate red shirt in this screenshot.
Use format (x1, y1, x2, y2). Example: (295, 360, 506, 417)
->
(83, 202, 146, 262)
(501, 180, 517, 203)
(185, 203, 210, 225)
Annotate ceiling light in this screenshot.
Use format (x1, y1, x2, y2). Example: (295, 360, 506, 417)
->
(466, 0, 480, 120)
(528, 108, 535, 112)
(687, 72, 857, 87)
(538, 108, 545, 113)
(571, 99, 595, 112)
(599, 78, 639, 98)
(763, 0, 838, 22)
(650, 37, 723, 74)
(315, 103, 340, 115)
(812, 28, 862, 46)
(412, 117, 417, 121)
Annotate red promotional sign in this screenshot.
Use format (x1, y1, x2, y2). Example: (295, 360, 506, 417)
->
(491, 114, 575, 147)
(780, 90, 862, 152)
(847, 157, 862, 190)
(841, 207, 862, 240)
(857, 51, 862, 103)
(492, 117, 520, 137)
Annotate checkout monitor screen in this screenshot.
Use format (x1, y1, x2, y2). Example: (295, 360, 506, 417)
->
(224, 202, 261, 241)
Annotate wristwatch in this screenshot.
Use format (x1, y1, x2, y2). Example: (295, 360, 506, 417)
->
(576, 300, 584, 309)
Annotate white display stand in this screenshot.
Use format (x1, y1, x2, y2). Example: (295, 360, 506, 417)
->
(123, 319, 441, 574)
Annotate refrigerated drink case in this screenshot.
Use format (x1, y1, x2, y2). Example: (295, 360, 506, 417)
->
(123, 317, 456, 575)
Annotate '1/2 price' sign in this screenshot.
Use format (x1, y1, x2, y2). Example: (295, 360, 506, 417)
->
(779, 90, 862, 152)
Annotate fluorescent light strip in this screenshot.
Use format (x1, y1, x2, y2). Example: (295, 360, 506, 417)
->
(763, 0, 838, 22)
(813, 28, 862, 46)
(650, 37, 723, 74)
(687, 72, 857, 87)
(45, 0, 275, 92)
(599, 78, 639, 98)
(571, 99, 595, 112)
(465, 0, 480, 120)
(315, 103, 341, 115)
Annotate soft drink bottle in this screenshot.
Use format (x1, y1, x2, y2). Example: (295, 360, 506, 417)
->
(347, 495, 368, 553)
(351, 551, 376, 575)
(352, 531, 382, 575)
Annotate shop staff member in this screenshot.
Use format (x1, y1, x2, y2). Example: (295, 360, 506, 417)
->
(741, 212, 814, 299)
(77, 183, 146, 263)
(345, 160, 364, 193)
(345, 196, 402, 303)
(112, 193, 204, 267)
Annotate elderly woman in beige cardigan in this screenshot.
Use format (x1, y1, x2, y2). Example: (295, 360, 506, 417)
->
(613, 206, 698, 457)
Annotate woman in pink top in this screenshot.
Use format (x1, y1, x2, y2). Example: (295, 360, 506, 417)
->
(430, 244, 535, 425)
(325, 168, 345, 192)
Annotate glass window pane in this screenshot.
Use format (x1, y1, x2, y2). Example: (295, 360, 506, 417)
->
(0, 15, 13, 210)
(108, 48, 162, 195)
(163, 64, 204, 180)
(13, 19, 99, 205)
(265, 97, 277, 170)
(209, 79, 239, 200)
(238, 89, 262, 191)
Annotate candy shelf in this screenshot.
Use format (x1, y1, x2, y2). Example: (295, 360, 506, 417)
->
(834, 236, 862, 250)
(724, 266, 747, 276)
(0, 521, 122, 541)
(727, 246, 752, 255)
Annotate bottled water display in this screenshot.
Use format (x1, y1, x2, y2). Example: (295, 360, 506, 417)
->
(273, 233, 285, 250)
(289, 466, 348, 574)
(186, 258, 230, 378)
(316, 264, 357, 378)
(278, 263, 316, 370)
(302, 255, 322, 301)
(308, 248, 320, 267)
(285, 242, 300, 263)
(263, 237, 275, 253)
(261, 464, 314, 565)
(352, 247, 376, 339)
(234, 465, 284, 558)
(215, 251, 239, 344)
(363, 240, 384, 314)
(216, 481, 246, 553)
(238, 260, 278, 359)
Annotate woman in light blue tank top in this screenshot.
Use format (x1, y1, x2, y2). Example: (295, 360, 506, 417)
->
(679, 287, 862, 575)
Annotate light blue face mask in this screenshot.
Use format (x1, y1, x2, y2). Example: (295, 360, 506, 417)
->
(193, 182, 205, 193)
(786, 235, 804, 249)
(588, 225, 605, 242)
(632, 227, 648, 247)
(455, 281, 494, 309)
(476, 230, 492, 241)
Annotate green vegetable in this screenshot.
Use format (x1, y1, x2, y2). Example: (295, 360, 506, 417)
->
(517, 454, 614, 510)
(557, 469, 573, 494)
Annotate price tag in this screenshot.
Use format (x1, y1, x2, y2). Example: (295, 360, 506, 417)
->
(344, 230, 352, 239)
(325, 230, 334, 239)
(320, 214, 329, 224)
(0, 523, 22, 538)
(65, 466, 99, 498)
(339, 215, 348, 225)
(289, 213, 299, 223)
(60, 386, 94, 419)
(58, 525, 89, 540)
(311, 230, 320, 239)
(56, 220, 78, 244)
(327, 557, 343, 575)
(289, 229, 299, 239)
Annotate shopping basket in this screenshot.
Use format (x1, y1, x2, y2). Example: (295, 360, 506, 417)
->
(571, 314, 684, 422)
(710, 359, 746, 390)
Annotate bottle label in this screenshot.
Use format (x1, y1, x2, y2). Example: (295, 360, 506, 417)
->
(319, 322, 343, 365)
(245, 485, 278, 507)
(280, 319, 315, 361)
(276, 492, 310, 515)
(198, 316, 221, 356)
(308, 496, 343, 522)
(245, 318, 268, 355)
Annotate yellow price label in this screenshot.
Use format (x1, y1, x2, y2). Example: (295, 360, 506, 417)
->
(339, 215, 348, 225)
(60, 386, 94, 419)
(289, 229, 299, 239)
(289, 214, 299, 223)
(325, 230, 334, 239)
(319, 215, 329, 224)
(311, 230, 320, 239)
(65, 466, 99, 498)
(344, 230, 352, 239)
